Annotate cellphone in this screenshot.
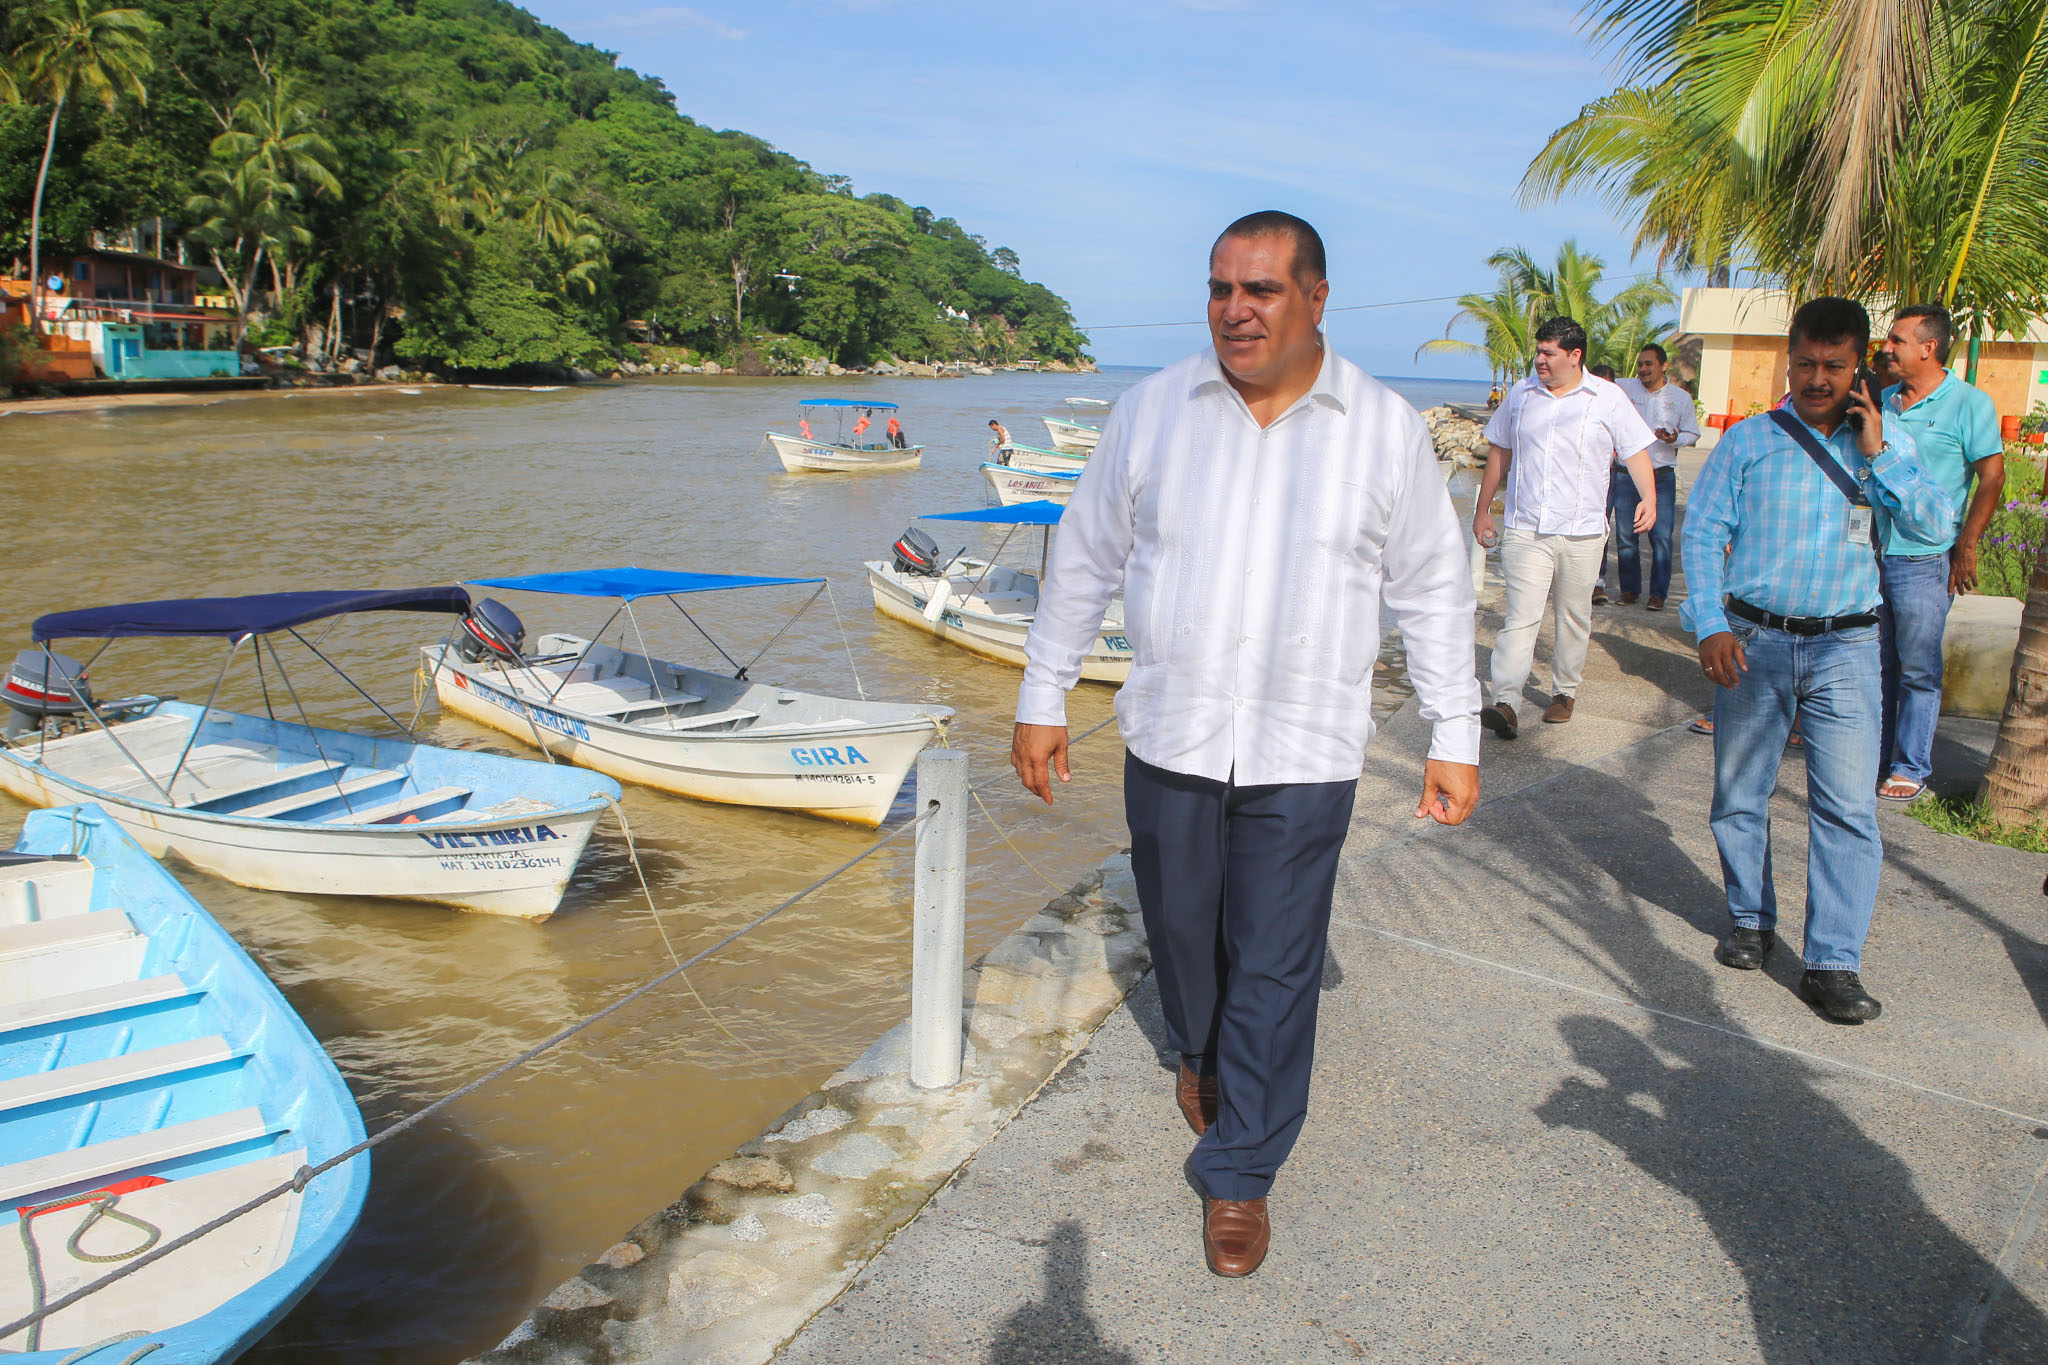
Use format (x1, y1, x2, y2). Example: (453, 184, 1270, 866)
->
(1846, 366, 1880, 428)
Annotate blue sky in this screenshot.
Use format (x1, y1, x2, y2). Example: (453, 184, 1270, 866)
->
(519, 0, 1674, 374)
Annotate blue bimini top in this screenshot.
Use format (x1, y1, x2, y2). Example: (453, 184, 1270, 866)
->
(468, 568, 825, 601)
(920, 501, 1066, 526)
(33, 587, 473, 642)
(799, 399, 898, 410)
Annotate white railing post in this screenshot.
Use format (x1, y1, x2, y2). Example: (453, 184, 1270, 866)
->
(910, 748, 967, 1089)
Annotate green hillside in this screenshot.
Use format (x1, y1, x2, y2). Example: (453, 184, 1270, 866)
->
(0, 0, 1091, 372)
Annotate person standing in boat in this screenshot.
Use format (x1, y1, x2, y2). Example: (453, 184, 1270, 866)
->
(887, 413, 907, 449)
(988, 417, 1011, 450)
(1012, 210, 1482, 1278)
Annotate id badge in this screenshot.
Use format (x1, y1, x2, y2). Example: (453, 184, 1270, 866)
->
(1846, 506, 1873, 546)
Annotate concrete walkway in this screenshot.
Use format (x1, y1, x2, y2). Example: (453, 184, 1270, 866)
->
(778, 602, 2048, 1363)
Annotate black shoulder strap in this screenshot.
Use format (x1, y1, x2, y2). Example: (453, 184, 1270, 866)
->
(1766, 409, 1867, 507)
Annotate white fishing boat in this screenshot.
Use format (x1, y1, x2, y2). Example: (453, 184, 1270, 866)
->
(1041, 417, 1102, 454)
(422, 569, 951, 828)
(0, 804, 369, 1360)
(981, 461, 1079, 507)
(767, 399, 922, 473)
(0, 590, 619, 920)
(865, 502, 1132, 682)
(994, 441, 1088, 475)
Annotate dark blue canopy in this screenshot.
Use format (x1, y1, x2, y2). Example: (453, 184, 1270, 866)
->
(468, 568, 824, 601)
(920, 501, 1065, 526)
(33, 587, 472, 642)
(799, 398, 898, 410)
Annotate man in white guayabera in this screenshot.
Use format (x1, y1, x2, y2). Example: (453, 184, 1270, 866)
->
(1009, 211, 1484, 1279)
(1473, 317, 1657, 737)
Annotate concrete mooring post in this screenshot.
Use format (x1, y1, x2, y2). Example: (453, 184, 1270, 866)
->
(910, 748, 968, 1090)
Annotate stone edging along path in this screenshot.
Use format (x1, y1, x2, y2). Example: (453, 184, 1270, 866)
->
(472, 850, 1151, 1365)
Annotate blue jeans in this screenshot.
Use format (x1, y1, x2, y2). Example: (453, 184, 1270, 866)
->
(1877, 552, 1952, 786)
(1611, 465, 1677, 598)
(1710, 621, 1883, 970)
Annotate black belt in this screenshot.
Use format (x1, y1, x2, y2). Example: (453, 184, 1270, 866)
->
(1727, 597, 1877, 636)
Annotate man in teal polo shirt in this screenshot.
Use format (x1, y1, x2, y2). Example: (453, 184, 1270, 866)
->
(1875, 304, 2006, 801)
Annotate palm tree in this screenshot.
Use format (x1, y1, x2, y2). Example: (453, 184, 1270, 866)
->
(1415, 271, 1537, 388)
(213, 75, 342, 201)
(11, 0, 156, 333)
(186, 164, 308, 345)
(211, 75, 343, 303)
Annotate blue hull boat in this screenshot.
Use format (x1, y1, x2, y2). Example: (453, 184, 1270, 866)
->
(0, 805, 370, 1361)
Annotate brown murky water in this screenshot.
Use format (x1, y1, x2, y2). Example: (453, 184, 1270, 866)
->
(0, 368, 1474, 1361)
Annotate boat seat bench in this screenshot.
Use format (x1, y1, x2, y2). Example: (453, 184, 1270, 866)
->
(182, 759, 349, 812)
(234, 770, 404, 821)
(0, 1105, 280, 1205)
(330, 785, 471, 826)
(0, 976, 198, 1037)
(0, 909, 135, 965)
(0, 1036, 243, 1115)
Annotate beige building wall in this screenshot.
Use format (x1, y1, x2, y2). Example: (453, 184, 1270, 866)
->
(1683, 286, 2048, 445)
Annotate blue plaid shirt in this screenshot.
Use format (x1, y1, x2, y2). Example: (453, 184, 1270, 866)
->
(1680, 411, 1953, 641)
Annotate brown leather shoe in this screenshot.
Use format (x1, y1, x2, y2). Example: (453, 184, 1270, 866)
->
(1203, 1197, 1270, 1277)
(1543, 695, 1575, 724)
(1481, 701, 1519, 739)
(1176, 1063, 1218, 1137)
(1646, 595, 1666, 611)
(1618, 591, 1640, 605)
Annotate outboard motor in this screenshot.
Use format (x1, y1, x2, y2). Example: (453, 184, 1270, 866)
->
(4, 650, 92, 738)
(455, 598, 526, 665)
(892, 526, 943, 577)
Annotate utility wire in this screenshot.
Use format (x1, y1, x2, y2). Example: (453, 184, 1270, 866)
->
(1073, 267, 1683, 332)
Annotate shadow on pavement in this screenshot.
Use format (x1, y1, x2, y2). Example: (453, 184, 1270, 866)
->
(985, 1220, 1135, 1365)
(1508, 768, 2048, 1362)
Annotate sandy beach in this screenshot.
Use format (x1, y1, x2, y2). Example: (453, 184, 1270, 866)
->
(0, 382, 451, 417)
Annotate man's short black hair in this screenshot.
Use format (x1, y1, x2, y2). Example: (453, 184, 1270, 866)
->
(1894, 302, 1955, 364)
(1638, 341, 1668, 364)
(1788, 296, 1870, 356)
(1534, 315, 1588, 357)
(1590, 364, 1617, 381)
(1212, 211, 1327, 288)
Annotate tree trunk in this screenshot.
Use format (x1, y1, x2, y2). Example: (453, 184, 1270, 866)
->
(730, 257, 748, 334)
(1978, 549, 2048, 826)
(28, 97, 65, 337)
(236, 245, 267, 346)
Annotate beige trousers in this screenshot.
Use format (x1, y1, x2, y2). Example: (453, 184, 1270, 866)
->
(1489, 527, 1606, 705)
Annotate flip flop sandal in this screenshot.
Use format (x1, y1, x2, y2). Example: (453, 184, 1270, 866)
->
(1877, 778, 1925, 802)
(1688, 717, 1714, 735)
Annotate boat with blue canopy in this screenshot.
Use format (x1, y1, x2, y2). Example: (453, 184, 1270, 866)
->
(865, 503, 1131, 682)
(0, 589, 620, 920)
(422, 569, 951, 827)
(0, 803, 369, 1360)
(767, 398, 922, 473)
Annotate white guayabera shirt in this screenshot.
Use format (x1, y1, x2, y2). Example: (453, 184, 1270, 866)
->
(1016, 345, 1482, 787)
(1483, 372, 1655, 534)
(1617, 375, 1701, 470)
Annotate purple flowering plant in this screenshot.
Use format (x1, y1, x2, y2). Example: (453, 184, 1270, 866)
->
(1977, 447, 2046, 599)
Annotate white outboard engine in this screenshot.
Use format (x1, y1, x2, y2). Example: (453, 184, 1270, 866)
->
(3, 650, 93, 738)
(455, 598, 526, 665)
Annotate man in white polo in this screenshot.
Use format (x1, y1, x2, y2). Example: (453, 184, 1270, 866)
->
(1474, 317, 1657, 737)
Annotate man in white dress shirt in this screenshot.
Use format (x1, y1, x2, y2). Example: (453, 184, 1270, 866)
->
(1473, 318, 1657, 737)
(1612, 342, 1699, 609)
(1010, 211, 1483, 1278)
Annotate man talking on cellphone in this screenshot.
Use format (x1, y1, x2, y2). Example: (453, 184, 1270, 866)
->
(1010, 211, 1482, 1278)
(1681, 297, 1951, 1023)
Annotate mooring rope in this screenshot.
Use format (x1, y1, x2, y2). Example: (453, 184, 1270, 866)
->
(0, 715, 1122, 1344)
